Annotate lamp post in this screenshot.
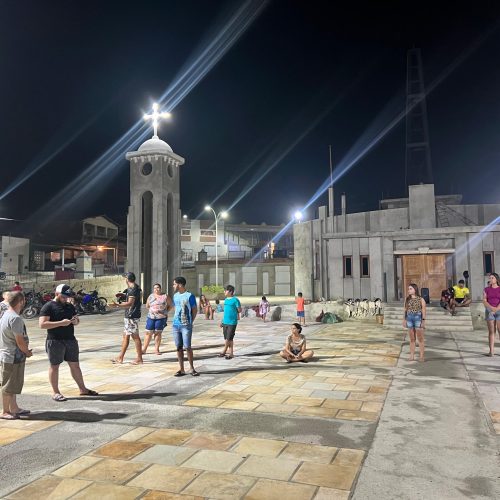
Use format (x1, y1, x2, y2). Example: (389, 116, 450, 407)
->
(204, 205, 228, 286)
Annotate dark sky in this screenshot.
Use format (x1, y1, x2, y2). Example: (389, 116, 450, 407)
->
(1, 0, 500, 226)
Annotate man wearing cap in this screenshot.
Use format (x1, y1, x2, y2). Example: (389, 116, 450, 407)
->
(110, 272, 143, 364)
(39, 284, 97, 401)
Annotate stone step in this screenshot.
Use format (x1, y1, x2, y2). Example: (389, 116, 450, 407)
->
(383, 322, 473, 332)
(382, 313, 472, 322)
(383, 319, 472, 328)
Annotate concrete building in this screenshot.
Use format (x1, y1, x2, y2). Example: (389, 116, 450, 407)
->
(125, 125, 185, 293)
(0, 236, 30, 274)
(180, 220, 293, 265)
(294, 184, 500, 302)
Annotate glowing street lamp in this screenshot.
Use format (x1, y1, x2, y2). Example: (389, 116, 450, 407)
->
(204, 205, 228, 286)
(294, 211, 303, 222)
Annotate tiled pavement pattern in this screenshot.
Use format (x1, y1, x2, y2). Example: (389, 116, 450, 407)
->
(3, 308, 499, 498)
(184, 369, 390, 421)
(6, 426, 363, 499)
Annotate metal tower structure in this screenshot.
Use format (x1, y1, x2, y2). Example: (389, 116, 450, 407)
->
(405, 48, 433, 190)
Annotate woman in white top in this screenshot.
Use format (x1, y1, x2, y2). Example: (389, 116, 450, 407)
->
(280, 323, 314, 363)
(142, 284, 172, 355)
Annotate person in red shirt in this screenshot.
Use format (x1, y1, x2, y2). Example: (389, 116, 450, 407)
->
(296, 292, 306, 326)
(11, 282, 22, 292)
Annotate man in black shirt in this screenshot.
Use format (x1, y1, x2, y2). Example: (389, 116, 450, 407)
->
(110, 272, 143, 364)
(39, 284, 97, 401)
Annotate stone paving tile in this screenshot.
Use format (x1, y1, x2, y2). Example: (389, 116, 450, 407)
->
(6, 476, 92, 499)
(128, 464, 202, 493)
(182, 471, 256, 500)
(132, 444, 197, 466)
(235, 455, 301, 481)
(72, 482, 144, 499)
(181, 449, 245, 473)
(0, 428, 34, 446)
(232, 437, 288, 457)
(293, 462, 359, 490)
(314, 487, 351, 499)
(139, 428, 192, 446)
(183, 432, 240, 451)
(143, 492, 204, 500)
(77, 458, 147, 484)
(91, 440, 152, 459)
(279, 442, 338, 464)
(244, 478, 317, 500)
(52, 456, 103, 478)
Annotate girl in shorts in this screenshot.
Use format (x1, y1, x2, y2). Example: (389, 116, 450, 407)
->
(403, 283, 426, 362)
(483, 272, 500, 356)
(280, 323, 314, 363)
(142, 284, 172, 355)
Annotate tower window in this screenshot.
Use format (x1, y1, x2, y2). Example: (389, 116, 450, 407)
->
(141, 162, 153, 175)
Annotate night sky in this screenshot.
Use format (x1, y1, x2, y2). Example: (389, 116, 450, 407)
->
(1, 0, 500, 227)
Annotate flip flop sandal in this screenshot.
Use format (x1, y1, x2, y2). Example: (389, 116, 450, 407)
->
(0, 413, 19, 420)
(15, 409, 31, 416)
(52, 394, 67, 402)
(174, 371, 186, 377)
(225, 355, 233, 360)
(190, 370, 200, 376)
(80, 390, 99, 396)
(217, 353, 226, 358)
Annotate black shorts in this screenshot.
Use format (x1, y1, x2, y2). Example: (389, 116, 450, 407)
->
(222, 324, 237, 341)
(46, 339, 80, 365)
(455, 298, 464, 304)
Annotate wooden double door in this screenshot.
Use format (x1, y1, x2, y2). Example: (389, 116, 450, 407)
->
(402, 254, 447, 299)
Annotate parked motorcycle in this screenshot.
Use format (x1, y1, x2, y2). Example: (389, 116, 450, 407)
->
(22, 289, 53, 319)
(74, 289, 107, 314)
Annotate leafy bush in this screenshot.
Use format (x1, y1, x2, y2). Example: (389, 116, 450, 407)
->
(201, 285, 224, 295)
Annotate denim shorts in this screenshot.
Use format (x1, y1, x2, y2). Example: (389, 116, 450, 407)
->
(406, 312, 422, 329)
(172, 324, 192, 349)
(145, 317, 167, 332)
(485, 309, 500, 321)
(297, 311, 305, 318)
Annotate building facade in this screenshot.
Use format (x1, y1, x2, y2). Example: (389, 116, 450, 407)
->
(294, 184, 499, 302)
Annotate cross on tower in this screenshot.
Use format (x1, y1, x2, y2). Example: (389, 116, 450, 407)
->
(143, 102, 171, 139)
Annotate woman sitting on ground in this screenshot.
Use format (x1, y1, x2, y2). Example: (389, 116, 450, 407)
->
(199, 294, 214, 320)
(280, 323, 314, 363)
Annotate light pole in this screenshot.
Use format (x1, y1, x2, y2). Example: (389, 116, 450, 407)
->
(204, 205, 228, 286)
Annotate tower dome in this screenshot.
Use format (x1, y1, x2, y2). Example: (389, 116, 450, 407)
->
(138, 137, 173, 154)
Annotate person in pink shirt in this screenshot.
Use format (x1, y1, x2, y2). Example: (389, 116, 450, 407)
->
(259, 296, 270, 322)
(483, 272, 500, 356)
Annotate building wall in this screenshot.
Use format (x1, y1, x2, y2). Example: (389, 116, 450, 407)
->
(295, 187, 500, 302)
(186, 260, 294, 296)
(0, 236, 30, 274)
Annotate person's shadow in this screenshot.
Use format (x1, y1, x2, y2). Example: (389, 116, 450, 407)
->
(24, 411, 128, 423)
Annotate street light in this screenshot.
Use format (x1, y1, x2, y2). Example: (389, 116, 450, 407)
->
(294, 211, 303, 222)
(204, 205, 228, 286)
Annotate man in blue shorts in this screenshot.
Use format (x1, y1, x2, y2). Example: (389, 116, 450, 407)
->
(172, 276, 198, 376)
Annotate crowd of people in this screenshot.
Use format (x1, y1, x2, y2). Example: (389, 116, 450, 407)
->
(1, 270, 498, 419)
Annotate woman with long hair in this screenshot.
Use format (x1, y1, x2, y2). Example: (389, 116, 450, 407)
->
(199, 294, 214, 320)
(402, 283, 426, 362)
(279, 323, 314, 363)
(483, 272, 500, 356)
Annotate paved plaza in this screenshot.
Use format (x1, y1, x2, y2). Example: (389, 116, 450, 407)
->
(0, 310, 499, 499)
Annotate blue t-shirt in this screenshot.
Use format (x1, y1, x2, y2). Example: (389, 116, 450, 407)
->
(173, 291, 197, 326)
(223, 296, 241, 325)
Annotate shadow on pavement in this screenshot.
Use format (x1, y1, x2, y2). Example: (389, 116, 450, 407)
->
(70, 391, 176, 402)
(26, 411, 128, 423)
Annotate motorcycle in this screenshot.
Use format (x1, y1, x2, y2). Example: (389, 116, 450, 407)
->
(75, 289, 107, 314)
(22, 289, 53, 319)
